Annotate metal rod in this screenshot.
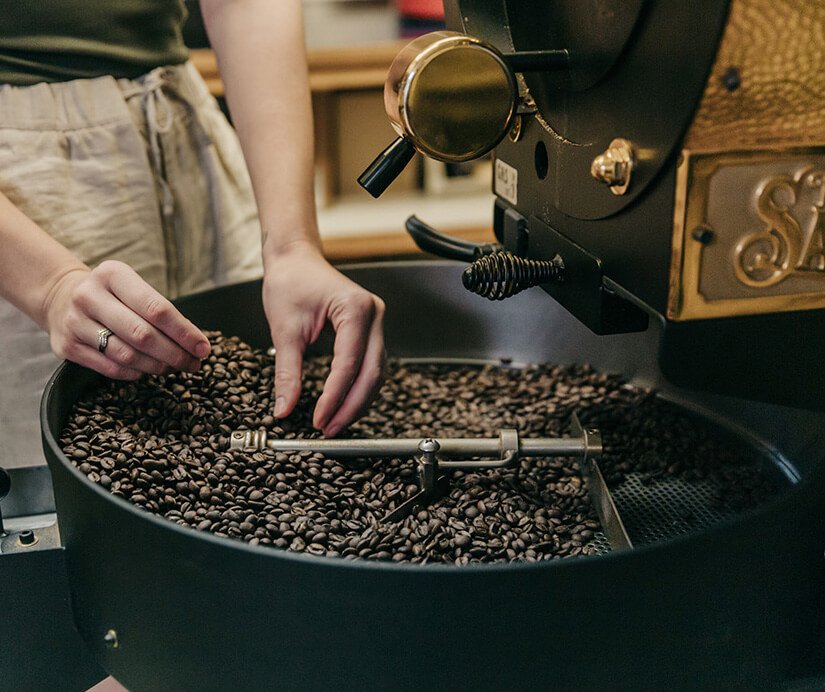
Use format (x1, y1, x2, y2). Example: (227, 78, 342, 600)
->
(230, 430, 587, 458)
(229, 417, 625, 533)
(439, 456, 513, 469)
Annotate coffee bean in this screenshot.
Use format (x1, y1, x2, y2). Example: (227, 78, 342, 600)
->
(455, 532, 471, 548)
(62, 330, 777, 565)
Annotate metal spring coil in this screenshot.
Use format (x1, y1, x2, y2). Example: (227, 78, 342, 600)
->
(462, 251, 565, 300)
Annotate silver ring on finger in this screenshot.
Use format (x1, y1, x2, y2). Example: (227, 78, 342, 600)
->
(97, 327, 114, 353)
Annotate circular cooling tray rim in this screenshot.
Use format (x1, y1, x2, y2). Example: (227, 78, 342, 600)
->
(41, 355, 802, 572)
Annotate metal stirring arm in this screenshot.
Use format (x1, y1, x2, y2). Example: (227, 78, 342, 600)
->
(229, 416, 600, 464)
(383, 438, 450, 523)
(230, 414, 606, 523)
(571, 415, 632, 550)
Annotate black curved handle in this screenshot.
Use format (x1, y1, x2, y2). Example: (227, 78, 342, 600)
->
(0, 467, 9, 536)
(0, 467, 9, 499)
(405, 216, 502, 262)
(358, 136, 416, 198)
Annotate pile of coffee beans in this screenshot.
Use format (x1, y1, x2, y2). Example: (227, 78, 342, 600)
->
(61, 332, 777, 564)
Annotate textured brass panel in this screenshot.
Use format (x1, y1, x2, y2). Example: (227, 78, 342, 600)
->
(684, 0, 825, 151)
(669, 148, 825, 321)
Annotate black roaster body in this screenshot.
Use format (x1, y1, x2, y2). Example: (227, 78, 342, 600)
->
(41, 264, 825, 691)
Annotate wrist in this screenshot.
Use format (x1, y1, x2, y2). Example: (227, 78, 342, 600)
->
(39, 265, 89, 331)
(260, 208, 321, 256)
(262, 234, 323, 262)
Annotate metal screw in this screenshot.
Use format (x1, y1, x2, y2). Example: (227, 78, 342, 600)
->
(418, 438, 440, 455)
(104, 629, 119, 649)
(590, 138, 635, 195)
(722, 66, 741, 92)
(691, 226, 715, 245)
(508, 114, 523, 142)
(17, 529, 38, 547)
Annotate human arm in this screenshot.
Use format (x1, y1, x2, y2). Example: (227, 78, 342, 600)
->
(0, 191, 210, 377)
(201, 0, 385, 437)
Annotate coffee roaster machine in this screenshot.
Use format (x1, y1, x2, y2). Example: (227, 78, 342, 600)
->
(4, 1, 825, 690)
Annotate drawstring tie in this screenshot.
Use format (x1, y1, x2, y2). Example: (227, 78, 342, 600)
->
(123, 67, 179, 294)
(123, 65, 222, 295)
(137, 68, 175, 219)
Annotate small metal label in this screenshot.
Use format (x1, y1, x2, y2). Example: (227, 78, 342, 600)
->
(495, 158, 518, 205)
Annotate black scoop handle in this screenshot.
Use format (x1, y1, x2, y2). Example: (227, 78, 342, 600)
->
(0, 467, 9, 535)
(405, 216, 502, 262)
(358, 136, 416, 198)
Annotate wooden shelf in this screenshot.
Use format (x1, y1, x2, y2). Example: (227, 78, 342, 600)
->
(317, 189, 495, 260)
(190, 44, 494, 254)
(190, 42, 405, 96)
(321, 225, 495, 262)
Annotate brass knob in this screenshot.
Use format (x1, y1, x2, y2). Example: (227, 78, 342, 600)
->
(590, 138, 635, 195)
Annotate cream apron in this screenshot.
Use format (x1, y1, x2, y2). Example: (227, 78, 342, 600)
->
(0, 63, 263, 468)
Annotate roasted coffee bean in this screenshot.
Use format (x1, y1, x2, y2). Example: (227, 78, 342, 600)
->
(62, 331, 777, 565)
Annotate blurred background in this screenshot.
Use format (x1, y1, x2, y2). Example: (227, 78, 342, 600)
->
(183, 0, 494, 262)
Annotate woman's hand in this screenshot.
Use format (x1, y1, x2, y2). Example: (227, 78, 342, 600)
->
(263, 242, 386, 438)
(42, 260, 211, 380)
(203, 1, 385, 434)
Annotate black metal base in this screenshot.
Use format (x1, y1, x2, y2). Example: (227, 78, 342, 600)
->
(38, 267, 825, 691)
(0, 467, 104, 692)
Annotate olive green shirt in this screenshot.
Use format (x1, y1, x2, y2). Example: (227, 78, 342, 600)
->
(0, 0, 189, 86)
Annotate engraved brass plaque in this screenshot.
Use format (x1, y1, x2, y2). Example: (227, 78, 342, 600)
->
(669, 149, 825, 321)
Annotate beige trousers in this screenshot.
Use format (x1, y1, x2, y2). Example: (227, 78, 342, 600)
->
(0, 63, 263, 468)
